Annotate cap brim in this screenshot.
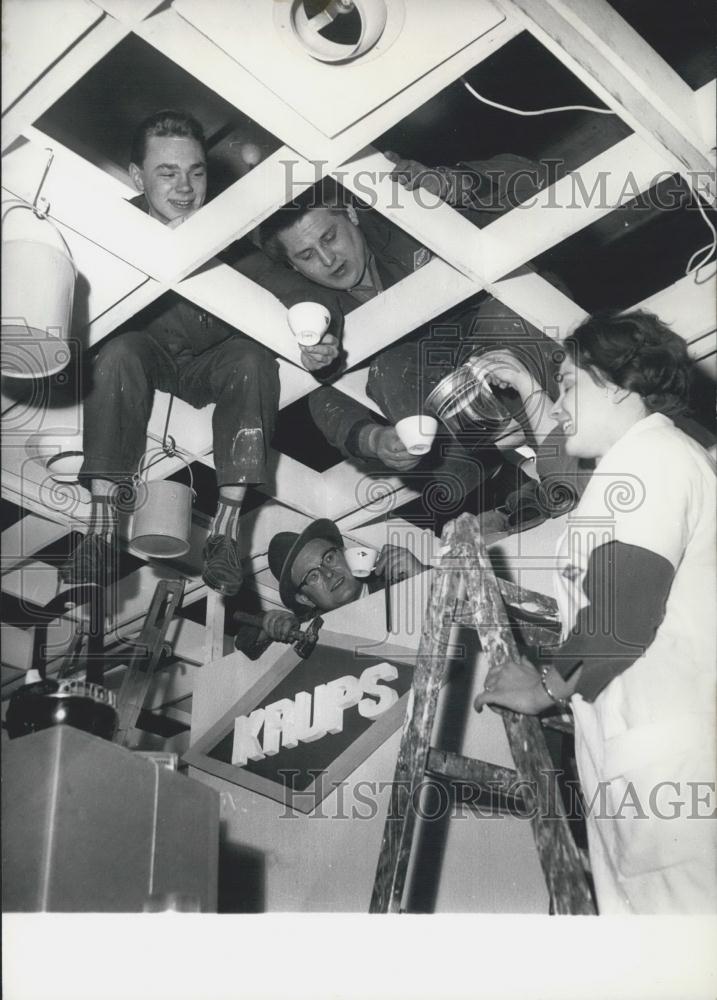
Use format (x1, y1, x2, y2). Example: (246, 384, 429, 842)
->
(279, 518, 343, 612)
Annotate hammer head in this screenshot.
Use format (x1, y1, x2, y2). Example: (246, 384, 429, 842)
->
(293, 615, 324, 659)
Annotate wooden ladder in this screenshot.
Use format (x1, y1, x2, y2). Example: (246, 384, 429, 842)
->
(114, 579, 186, 748)
(369, 512, 595, 914)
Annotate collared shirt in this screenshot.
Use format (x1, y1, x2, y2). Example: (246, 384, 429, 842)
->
(348, 253, 384, 305)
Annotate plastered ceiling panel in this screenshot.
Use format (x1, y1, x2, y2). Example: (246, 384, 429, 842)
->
(173, 0, 507, 138)
(2, 0, 102, 113)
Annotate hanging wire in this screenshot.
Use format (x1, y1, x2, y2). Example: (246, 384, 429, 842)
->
(685, 193, 717, 284)
(461, 78, 617, 116)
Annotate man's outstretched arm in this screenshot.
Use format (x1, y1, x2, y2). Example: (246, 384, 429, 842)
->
(308, 385, 421, 472)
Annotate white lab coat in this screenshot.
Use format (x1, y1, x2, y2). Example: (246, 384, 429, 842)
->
(555, 414, 717, 913)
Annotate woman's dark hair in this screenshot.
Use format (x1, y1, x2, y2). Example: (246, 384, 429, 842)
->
(130, 110, 206, 167)
(564, 309, 691, 416)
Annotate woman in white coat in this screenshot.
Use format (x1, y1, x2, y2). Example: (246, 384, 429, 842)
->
(475, 310, 716, 914)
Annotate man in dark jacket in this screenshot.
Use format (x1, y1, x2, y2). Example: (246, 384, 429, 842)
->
(63, 109, 339, 597)
(258, 154, 561, 519)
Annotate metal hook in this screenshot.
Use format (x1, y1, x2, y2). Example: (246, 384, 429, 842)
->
(161, 395, 176, 456)
(32, 148, 55, 219)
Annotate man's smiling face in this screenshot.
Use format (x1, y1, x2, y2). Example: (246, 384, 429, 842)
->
(129, 134, 207, 225)
(278, 207, 368, 290)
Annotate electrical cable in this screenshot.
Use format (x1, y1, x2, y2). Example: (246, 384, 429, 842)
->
(685, 193, 717, 284)
(461, 78, 617, 116)
(460, 78, 715, 284)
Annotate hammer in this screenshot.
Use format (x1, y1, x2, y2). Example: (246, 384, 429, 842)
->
(233, 611, 324, 659)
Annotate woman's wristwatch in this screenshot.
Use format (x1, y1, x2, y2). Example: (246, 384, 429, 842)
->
(539, 665, 570, 712)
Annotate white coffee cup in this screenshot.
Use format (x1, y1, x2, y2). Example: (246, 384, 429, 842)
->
(287, 302, 331, 346)
(344, 545, 378, 578)
(394, 415, 438, 456)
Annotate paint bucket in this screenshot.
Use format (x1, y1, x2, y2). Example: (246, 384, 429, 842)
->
(1, 202, 76, 379)
(425, 351, 514, 441)
(129, 450, 195, 559)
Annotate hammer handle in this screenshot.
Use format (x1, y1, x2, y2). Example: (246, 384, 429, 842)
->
(233, 610, 301, 641)
(233, 610, 269, 629)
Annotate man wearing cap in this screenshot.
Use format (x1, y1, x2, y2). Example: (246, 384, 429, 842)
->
(234, 518, 425, 652)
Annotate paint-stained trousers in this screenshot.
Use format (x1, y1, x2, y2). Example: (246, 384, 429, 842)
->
(80, 327, 280, 488)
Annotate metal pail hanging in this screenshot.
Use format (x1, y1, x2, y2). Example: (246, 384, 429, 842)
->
(425, 351, 514, 442)
(1, 201, 76, 379)
(129, 449, 195, 559)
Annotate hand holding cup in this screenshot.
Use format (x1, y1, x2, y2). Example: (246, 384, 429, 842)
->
(394, 415, 438, 456)
(287, 302, 331, 347)
(344, 545, 379, 578)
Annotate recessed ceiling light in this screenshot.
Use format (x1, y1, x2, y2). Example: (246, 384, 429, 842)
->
(287, 0, 389, 63)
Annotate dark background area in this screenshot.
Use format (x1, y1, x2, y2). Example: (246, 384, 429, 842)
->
(37, 34, 280, 198)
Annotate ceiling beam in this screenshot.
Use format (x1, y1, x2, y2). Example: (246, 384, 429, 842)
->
(335, 148, 585, 343)
(638, 273, 716, 345)
(2, 0, 103, 114)
(1, 625, 35, 675)
(1, 515, 71, 574)
(88, 0, 168, 24)
(2, 14, 127, 152)
(134, 6, 521, 168)
(481, 133, 671, 280)
(2, 139, 176, 280)
(498, 0, 715, 202)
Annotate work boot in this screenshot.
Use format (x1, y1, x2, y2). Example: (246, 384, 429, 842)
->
(59, 533, 115, 588)
(202, 534, 244, 597)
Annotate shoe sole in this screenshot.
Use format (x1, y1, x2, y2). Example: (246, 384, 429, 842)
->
(201, 569, 242, 597)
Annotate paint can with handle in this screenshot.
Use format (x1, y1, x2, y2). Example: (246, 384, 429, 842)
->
(129, 449, 196, 559)
(1, 200, 77, 379)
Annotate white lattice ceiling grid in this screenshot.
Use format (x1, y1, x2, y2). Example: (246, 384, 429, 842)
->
(2, 0, 715, 701)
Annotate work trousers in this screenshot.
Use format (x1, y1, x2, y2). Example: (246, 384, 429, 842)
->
(80, 329, 280, 488)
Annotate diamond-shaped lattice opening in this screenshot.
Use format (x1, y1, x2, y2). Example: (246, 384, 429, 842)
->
(0, 497, 25, 532)
(273, 396, 344, 473)
(255, 178, 446, 304)
(0, 591, 53, 629)
(167, 462, 268, 519)
(34, 530, 146, 580)
(376, 30, 633, 219)
(534, 175, 717, 311)
(397, 459, 532, 534)
(608, 0, 716, 89)
(177, 595, 205, 623)
(36, 34, 281, 199)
